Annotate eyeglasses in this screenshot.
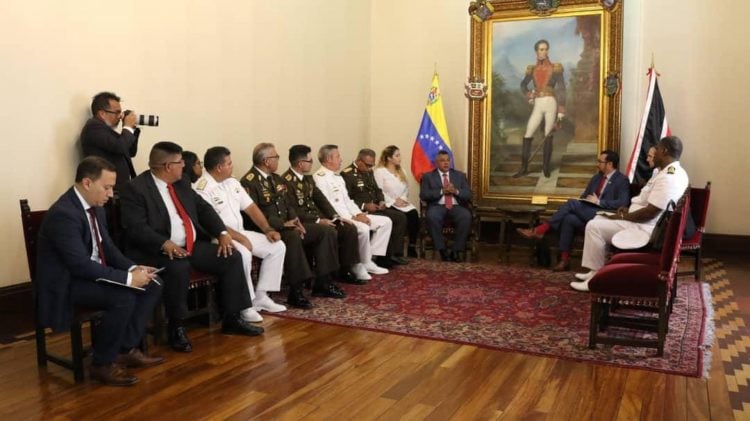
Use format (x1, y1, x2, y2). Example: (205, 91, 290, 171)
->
(195, 161, 203, 168)
(265, 155, 280, 160)
(596, 160, 608, 164)
(102, 109, 122, 116)
(162, 159, 185, 167)
(299, 159, 314, 164)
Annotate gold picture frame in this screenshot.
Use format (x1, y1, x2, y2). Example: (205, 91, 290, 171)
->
(467, 0, 623, 207)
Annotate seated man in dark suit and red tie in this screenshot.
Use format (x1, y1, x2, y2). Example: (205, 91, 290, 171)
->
(419, 150, 472, 262)
(517, 150, 630, 271)
(36, 157, 164, 386)
(120, 141, 262, 354)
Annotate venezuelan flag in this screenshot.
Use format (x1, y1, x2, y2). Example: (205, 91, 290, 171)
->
(410, 73, 453, 182)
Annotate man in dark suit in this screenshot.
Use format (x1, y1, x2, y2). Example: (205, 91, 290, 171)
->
(341, 148, 408, 267)
(282, 144, 365, 284)
(120, 141, 262, 353)
(36, 157, 164, 386)
(240, 143, 345, 304)
(419, 150, 473, 262)
(80, 92, 140, 192)
(517, 150, 630, 271)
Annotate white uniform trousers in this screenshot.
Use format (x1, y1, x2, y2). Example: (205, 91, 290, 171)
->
(581, 216, 653, 271)
(524, 96, 557, 138)
(231, 230, 286, 300)
(350, 214, 392, 262)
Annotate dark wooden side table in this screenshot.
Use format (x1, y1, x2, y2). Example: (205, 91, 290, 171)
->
(477, 205, 546, 263)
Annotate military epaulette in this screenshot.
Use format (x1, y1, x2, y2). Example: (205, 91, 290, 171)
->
(342, 167, 353, 173)
(195, 178, 208, 191)
(245, 173, 255, 182)
(667, 165, 675, 174)
(526, 65, 534, 74)
(553, 63, 564, 72)
(284, 174, 293, 181)
(316, 170, 326, 176)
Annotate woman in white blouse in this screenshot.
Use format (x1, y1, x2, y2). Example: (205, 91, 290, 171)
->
(374, 145, 419, 257)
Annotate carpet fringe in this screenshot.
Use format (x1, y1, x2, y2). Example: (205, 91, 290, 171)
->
(701, 282, 715, 379)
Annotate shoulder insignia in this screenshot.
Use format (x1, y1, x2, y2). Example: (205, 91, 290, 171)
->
(316, 170, 326, 177)
(667, 166, 675, 174)
(245, 173, 255, 182)
(195, 178, 207, 191)
(553, 63, 564, 72)
(284, 174, 293, 181)
(525, 65, 534, 74)
(342, 167, 353, 173)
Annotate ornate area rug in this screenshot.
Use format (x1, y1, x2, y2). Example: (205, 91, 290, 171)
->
(274, 260, 713, 377)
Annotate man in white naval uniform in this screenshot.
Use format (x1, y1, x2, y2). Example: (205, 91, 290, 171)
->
(193, 146, 291, 316)
(571, 136, 689, 292)
(313, 144, 392, 279)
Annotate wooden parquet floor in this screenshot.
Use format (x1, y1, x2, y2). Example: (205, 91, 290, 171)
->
(0, 246, 745, 420)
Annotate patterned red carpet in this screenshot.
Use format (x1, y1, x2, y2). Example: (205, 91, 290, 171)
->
(274, 259, 713, 377)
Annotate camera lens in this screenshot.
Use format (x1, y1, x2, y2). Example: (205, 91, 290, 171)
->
(137, 115, 159, 127)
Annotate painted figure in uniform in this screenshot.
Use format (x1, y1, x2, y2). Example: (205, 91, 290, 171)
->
(514, 39, 566, 178)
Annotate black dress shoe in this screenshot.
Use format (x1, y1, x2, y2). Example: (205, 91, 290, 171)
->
(439, 249, 451, 262)
(338, 271, 367, 285)
(390, 256, 409, 265)
(453, 251, 466, 263)
(312, 283, 346, 299)
(287, 288, 314, 309)
(222, 317, 264, 336)
(374, 256, 394, 269)
(168, 325, 193, 353)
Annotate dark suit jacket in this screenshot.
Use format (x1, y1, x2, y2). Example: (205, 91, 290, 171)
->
(581, 170, 630, 210)
(119, 171, 226, 261)
(80, 117, 139, 189)
(419, 168, 472, 208)
(36, 188, 134, 331)
(280, 169, 338, 224)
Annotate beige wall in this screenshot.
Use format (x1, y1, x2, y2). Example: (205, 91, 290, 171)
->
(0, 0, 745, 287)
(1, 0, 371, 287)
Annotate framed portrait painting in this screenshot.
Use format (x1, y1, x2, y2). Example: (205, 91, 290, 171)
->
(467, 0, 623, 207)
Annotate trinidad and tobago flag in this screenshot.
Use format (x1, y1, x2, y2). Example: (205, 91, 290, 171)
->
(411, 73, 453, 182)
(625, 67, 671, 184)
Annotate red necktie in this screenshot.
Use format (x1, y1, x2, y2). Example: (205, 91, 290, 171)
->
(595, 175, 607, 197)
(167, 183, 195, 254)
(87, 208, 107, 266)
(443, 173, 453, 209)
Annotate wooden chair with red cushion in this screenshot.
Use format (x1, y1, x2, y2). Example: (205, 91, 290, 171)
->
(20, 199, 104, 383)
(587, 190, 689, 356)
(678, 182, 711, 281)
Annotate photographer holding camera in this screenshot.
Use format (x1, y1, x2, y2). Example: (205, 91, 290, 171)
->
(81, 91, 140, 191)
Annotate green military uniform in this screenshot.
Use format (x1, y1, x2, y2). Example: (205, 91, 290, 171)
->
(281, 168, 360, 268)
(240, 166, 339, 288)
(341, 163, 407, 257)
